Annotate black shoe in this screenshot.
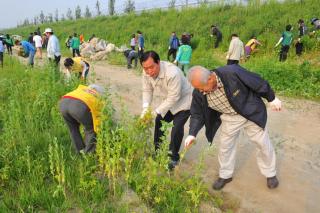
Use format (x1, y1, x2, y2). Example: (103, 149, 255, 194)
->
(168, 160, 179, 171)
(267, 176, 279, 189)
(212, 177, 233, 190)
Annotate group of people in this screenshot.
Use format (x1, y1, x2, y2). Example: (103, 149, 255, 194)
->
(63, 48, 282, 192)
(65, 33, 85, 57)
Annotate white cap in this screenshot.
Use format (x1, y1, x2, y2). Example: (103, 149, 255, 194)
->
(88, 84, 105, 95)
(44, 28, 53, 33)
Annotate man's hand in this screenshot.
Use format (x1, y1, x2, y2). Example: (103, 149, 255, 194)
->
(184, 135, 196, 148)
(168, 46, 171, 50)
(226, 55, 229, 60)
(173, 60, 177, 64)
(269, 97, 282, 111)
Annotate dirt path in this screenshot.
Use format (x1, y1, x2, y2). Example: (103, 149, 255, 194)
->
(90, 61, 320, 213)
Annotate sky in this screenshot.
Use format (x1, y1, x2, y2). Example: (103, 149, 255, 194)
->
(0, 0, 213, 30)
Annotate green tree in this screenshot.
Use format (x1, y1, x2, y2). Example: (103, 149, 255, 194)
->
(85, 6, 92, 18)
(124, 0, 135, 13)
(96, 0, 102, 16)
(109, 0, 116, 16)
(75, 5, 82, 19)
(66, 8, 73, 20)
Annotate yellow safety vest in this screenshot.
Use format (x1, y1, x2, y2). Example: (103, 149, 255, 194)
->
(245, 39, 257, 50)
(71, 57, 87, 73)
(64, 85, 102, 132)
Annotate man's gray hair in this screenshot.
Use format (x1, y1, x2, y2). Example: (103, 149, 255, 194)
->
(88, 84, 105, 95)
(187, 66, 212, 84)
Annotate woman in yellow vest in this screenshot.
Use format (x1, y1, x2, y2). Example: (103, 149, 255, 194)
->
(64, 57, 90, 80)
(244, 36, 262, 59)
(59, 84, 105, 153)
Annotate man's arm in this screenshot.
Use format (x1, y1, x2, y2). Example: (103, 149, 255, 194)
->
(156, 71, 182, 117)
(189, 90, 205, 137)
(142, 74, 154, 109)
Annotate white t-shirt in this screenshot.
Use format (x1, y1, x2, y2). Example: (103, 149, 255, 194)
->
(33, 35, 42, 48)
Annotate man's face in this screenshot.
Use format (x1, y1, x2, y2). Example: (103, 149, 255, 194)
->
(191, 74, 217, 94)
(142, 57, 160, 78)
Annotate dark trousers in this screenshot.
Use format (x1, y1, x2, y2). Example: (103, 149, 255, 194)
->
(127, 55, 138, 69)
(227, 59, 239, 65)
(73, 48, 81, 57)
(138, 48, 144, 58)
(78, 63, 90, 79)
(167, 48, 177, 62)
(6, 45, 12, 55)
(154, 110, 190, 161)
(0, 52, 3, 67)
(214, 36, 222, 48)
(59, 98, 96, 153)
(295, 43, 303, 56)
(279, 45, 290, 62)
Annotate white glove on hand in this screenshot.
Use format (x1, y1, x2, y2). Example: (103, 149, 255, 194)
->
(168, 46, 171, 50)
(173, 60, 177, 64)
(184, 135, 196, 148)
(140, 107, 149, 118)
(138, 47, 141, 51)
(226, 55, 229, 60)
(269, 97, 282, 111)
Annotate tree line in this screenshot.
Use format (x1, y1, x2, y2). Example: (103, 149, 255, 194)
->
(17, 0, 135, 27)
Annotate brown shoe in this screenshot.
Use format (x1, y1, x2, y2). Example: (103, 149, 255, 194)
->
(212, 177, 233, 190)
(267, 176, 279, 189)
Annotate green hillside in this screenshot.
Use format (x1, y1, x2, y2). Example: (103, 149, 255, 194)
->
(6, 0, 320, 98)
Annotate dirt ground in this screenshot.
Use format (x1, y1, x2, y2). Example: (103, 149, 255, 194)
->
(90, 61, 320, 213)
(16, 56, 320, 212)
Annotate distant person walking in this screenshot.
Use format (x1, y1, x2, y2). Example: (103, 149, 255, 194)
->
(33, 32, 43, 59)
(174, 35, 192, 75)
(244, 36, 262, 59)
(15, 40, 36, 67)
(45, 28, 61, 67)
(311, 18, 320, 31)
(130, 34, 137, 50)
(298, 19, 307, 37)
(137, 30, 145, 57)
(275, 25, 293, 62)
(167, 32, 180, 62)
(210, 25, 222, 48)
(71, 33, 81, 57)
(226, 34, 244, 65)
(0, 36, 4, 67)
(4, 34, 13, 55)
(28, 32, 34, 46)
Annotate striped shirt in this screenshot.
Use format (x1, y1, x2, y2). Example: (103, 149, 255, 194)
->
(206, 75, 237, 115)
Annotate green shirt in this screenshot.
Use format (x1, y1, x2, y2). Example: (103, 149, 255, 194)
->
(281, 31, 293, 46)
(5, 38, 13, 46)
(71, 37, 80, 49)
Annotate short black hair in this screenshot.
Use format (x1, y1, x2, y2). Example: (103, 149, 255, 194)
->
(74, 33, 77, 37)
(231, 33, 238, 37)
(140, 50, 160, 65)
(64, 58, 74, 67)
(286, 25, 292, 31)
(137, 30, 142, 34)
(34, 31, 38, 35)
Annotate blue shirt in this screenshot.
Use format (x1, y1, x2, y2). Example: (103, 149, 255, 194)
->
(138, 35, 144, 48)
(0, 40, 4, 52)
(21, 41, 36, 55)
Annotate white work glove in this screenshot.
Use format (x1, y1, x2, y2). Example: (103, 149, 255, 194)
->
(168, 46, 171, 50)
(138, 47, 141, 51)
(226, 55, 229, 60)
(173, 60, 177, 64)
(210, 34, 213, 37)
(184, 135, 196, 148)
(140, 107, 149, 118)
(269, 97, 282, 111)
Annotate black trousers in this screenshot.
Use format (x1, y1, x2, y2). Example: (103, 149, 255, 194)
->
(227, 59, 239, 65)
(167, 48, 177, 62)
(73, 48, 81, 57)
(138, 48, 144, 58)
(6, 45, 12, 55)
(0, 52, 3, 67)
(214, 36, 222, 48)
(279, 45, 290, 62)
(154, 110, 190, 161)
(59, 98, 96, 153)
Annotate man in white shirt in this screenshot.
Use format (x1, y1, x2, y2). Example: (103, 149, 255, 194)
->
(140, 50, 193, 170)
(45, 28, 61, 68)
(33, 32, 43, 59)
(226, 34, 244, 65)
